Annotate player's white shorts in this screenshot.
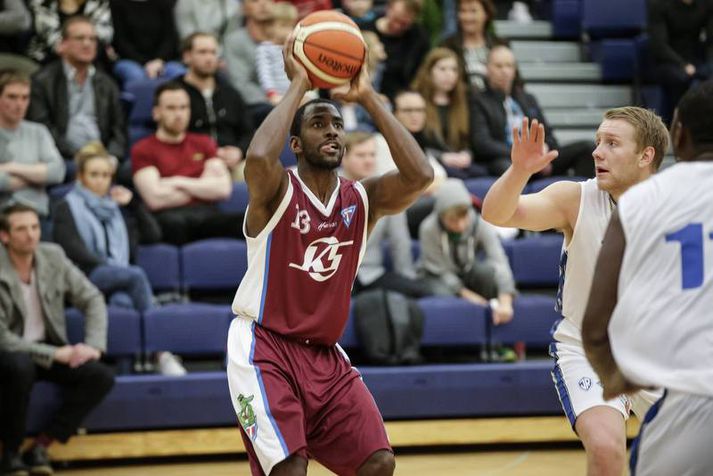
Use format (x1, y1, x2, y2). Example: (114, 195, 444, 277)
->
(550, 318, 662, 428)
(631, 390, 713, 476)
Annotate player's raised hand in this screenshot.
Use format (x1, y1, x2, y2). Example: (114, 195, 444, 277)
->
(331, 62, 373, 104)
(511, 117, 559, 175)
(283, 30, 312, 90)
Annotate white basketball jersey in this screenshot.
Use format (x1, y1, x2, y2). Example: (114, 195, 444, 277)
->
(610, 162, 713, 396)
(555, 179, 614, 337)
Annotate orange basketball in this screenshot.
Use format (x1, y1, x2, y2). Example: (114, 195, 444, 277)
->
(293, 11, 366, 89)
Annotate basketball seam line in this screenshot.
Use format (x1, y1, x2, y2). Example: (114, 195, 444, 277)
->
(296, 38, 365, 63)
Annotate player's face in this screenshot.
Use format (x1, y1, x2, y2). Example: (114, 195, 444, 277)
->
(184, 36, 219, 77)
(430, 57, 460, 94)
(342, 138, 377, 180)
(593, 119, 648, 193)
(0, 211, 40, 256)
(0, 82, 30, 127)
(298, 104, 346, 170)
(79, 157, 113, 197)
(394, 93, 427, 133)
(153, 89, 191, 136)
(459, 0, 488, 36)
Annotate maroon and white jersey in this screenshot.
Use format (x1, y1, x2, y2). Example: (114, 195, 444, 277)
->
(232, 169, 369, 345)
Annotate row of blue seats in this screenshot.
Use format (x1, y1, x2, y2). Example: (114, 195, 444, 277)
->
(137, 233, 564, 293)
(68, 293, 560, 369)
(28, 360, 561, 433)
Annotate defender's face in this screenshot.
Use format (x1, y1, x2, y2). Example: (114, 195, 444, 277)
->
(298, 104, 345, 170)
(593, 119, 648, 193)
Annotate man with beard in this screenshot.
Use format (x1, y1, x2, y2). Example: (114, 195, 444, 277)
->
(131, 81, 243, 245)
(177, 32, 254, 181)
(227, 35, 433, 475)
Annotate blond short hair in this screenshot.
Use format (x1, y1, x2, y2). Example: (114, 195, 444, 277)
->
(74, 141, 116, 174)
(603, 107, 669, 170)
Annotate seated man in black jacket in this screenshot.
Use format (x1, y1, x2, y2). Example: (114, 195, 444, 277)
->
(176, 32, 254, 181)
(472, 44, 594, 177)
(27, 16, 127, 168)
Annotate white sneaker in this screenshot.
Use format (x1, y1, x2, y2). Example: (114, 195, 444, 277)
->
(157, 351, 187, 376)
(508, 1, 533, 23)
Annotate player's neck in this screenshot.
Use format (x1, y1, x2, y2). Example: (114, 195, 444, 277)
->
(296, 164, 338, 206)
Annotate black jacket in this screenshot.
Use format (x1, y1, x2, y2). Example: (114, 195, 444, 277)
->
(52, 196, 162, 275)
(28, 60, 127, 160)
(176, 75, 254, 152)
(471, 85, 558, 163)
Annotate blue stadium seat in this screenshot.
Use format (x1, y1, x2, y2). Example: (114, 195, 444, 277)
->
(551, 0, 582, 39)
(527, 176, 587, 194)
(143, 304, 232, 356)
(218, 182, 249, 214)
(589, 38, 639, 81)
(280, 136, 297, 168)
(181, 239, 248, 291)
(124, 79, 165, 148)
(464, 177, 497, 200)
(418, 296, 488, 346)
(381, 239, 421, 272)
(491, 294, 560, 348)
(506, 235, 563, 287)
(48, 183, 73, 201)
(136, 244, 181, 291)
(339, 305, 359, 349)
(581, 0, 646, 39)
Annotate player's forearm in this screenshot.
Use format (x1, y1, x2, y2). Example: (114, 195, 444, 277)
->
(361, 91, 433, 191)
(481, 166, 531, 226)
(246, 77, 310, 164)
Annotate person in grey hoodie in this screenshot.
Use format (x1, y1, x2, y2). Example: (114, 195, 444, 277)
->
(418, 178, 515, 324)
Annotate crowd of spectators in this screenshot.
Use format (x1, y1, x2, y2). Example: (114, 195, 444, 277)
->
(0, 0, 701, 472)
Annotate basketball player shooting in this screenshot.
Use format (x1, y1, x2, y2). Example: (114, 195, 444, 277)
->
(481, 109, 668, 476)
(226, 32, 433, 476)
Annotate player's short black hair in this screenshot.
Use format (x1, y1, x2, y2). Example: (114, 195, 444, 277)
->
(678, 80, 713, 147)
(290, 98, 341, 138)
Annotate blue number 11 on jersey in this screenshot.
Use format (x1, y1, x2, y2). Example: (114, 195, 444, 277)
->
(665, 223, 713, 289)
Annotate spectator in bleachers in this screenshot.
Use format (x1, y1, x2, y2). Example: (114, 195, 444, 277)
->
(342, 132, 431, 298)
(109, 0, 186, 87)
(286, 0, 332, 19)
(131, 82, 243, 246)
(177, 32, 254, 181)
(411, 47, 487, 179)
(0, 203, 114, 476)
(362, 0, 431, 100)
(648, 0, 713, 119)
(255, 2, 299, 106)
(418, 178, 515, 324)
(472, 44, 593, 177)
(53, 142, 160, 311)
(223, 0, 276, 124)
(174, 0, 240, 44)
(27, 16, 127, 166)
(0, 0, 36, 73)
(53, 142, 187, 376)
(26, 0, 113, 65)
(441, 0, 499, 92)
(0, 70, 65, 221)
(340, 0, 379, 29)
(389, 89, 448, 236)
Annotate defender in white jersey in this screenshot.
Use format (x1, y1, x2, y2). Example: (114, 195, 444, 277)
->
(482, 109, 669, 476)
(584, 82, 713, 476)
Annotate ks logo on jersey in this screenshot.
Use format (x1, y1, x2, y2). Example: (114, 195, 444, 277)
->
(289, 236, 353, 282)
(341, 205, 356, 228)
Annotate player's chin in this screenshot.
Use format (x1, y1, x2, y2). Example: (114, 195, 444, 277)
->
(318, 154, 343, 170)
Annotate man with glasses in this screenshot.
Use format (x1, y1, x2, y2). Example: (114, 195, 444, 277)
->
(28, 16, 126, 175)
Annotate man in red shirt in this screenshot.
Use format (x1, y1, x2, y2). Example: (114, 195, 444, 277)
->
(131, 82, 243, 245)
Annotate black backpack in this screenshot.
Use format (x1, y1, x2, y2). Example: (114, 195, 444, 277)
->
(352, 288, 424, 365)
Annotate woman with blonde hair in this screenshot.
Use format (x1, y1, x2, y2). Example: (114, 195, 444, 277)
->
(411, 47, 486, 179)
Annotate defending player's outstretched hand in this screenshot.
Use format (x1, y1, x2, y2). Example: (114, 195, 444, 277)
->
(511, 117, 560, 176)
